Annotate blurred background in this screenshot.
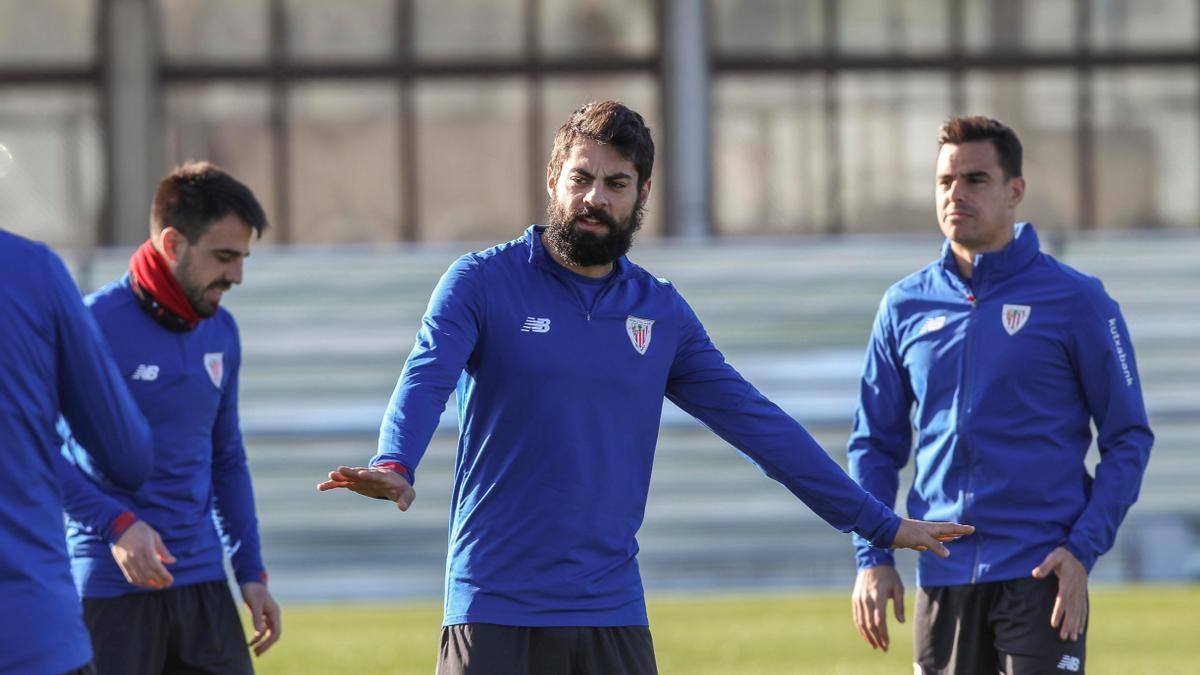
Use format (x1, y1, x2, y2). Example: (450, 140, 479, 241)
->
(1, 0, 1197, 601)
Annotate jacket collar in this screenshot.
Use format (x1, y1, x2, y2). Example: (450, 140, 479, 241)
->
(940, 221, 1040, 287)
(524, 224, 636, 282)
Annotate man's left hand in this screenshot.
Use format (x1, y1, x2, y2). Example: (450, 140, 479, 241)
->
(240, 581, 282, 656)
(1032, 546, 1088, 641)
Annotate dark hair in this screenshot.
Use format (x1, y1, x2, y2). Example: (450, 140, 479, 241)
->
(548, 100, 655, 191)
(937, 116, 1023, 179)
(150, 161, 268, 242)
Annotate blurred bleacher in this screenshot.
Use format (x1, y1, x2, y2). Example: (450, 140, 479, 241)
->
(68, 230, 1200, 601)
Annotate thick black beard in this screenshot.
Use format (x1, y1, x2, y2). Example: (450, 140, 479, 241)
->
(543, 200, 643, 268)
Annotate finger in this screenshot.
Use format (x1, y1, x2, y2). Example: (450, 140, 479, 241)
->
(893, 584, 906, 624)
(853, 600, 876, 649)
(1032, 550, 1060, 579)
(929, 540, 950, 558)
(853, 595, 878, 649)
(1050, 595, 1065, 630)
(396, 488, 414, 511)
(317, 480, 352, 491)
(256, 608, 281, 654)
(155, 537, 176, 565)
(871, 599, 890, 651)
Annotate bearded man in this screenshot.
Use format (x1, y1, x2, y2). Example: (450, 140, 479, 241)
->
(319, 101, 972, 675)
(58, 162, 280, 674)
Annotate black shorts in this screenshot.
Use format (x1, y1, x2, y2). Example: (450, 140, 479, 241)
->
(914, 576, 1087, 675)
(437, 623, 657, 675)
(82, 580, 253, 675)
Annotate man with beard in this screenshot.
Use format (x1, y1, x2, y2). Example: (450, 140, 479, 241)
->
(319, 100, 972, 674)
(57, 162, 281, 674)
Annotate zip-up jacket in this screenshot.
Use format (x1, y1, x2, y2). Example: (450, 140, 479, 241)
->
(373, 225, 901, 627)
(58, 273, 266, 597)
(0, 232, 152, 675)
(849, 222, 1153, 586)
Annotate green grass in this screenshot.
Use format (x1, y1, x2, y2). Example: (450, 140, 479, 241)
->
(252, 585, 1199, 674)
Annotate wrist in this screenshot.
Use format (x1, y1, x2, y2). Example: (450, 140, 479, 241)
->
(108, 511, 138, 542)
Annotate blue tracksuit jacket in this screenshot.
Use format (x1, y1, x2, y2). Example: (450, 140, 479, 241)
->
(373, 225, 901, 627)
(58, 273, 266, 597)
(849, 223, 1153, 586)
(0, 232, 152, 675)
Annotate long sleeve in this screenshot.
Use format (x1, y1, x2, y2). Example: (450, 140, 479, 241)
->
(665, 292, 899, 547)
(209, 324, 266, 585)
(56, 428, 136, 543)
(1064, 283, 1153, 571)
(847, 295, 915, 570)
(49, 249, 152, 490)
(373, 255, 484, 479)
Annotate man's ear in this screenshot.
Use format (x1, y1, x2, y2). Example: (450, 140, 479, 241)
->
(158, 227, 185, 263)
(638, 179, 652, 206)
(1008, 176, 1026, 209)
(546, 164, 557, 198)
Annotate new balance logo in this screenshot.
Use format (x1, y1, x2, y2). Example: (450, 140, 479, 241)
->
(521, 317, 551, 333)
(131, 364, 159, 381)
(918, 315, 946, 335)
(1056, 655, 1081, 671)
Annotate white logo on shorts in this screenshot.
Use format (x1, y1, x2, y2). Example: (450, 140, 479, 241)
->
(1056, 654, 1081, 671)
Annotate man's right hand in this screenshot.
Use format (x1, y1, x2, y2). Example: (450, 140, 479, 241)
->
(891, 517, 975, 557)
(111, 520, 176, 589)
(317, 466, 416, 511)
(852, 565, 905, 652)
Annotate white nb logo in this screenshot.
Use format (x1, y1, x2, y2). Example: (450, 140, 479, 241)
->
(1056, 655, 1081, 671)
(918, 315, 946, 335)
(131, 364, 159, 381)
(521, 317, 551, 333)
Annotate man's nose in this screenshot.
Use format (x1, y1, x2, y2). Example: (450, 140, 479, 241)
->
(226, 260, 244, 285)
(583, 185, 608, 209)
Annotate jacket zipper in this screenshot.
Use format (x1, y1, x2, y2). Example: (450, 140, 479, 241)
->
(545, 267, 617, 321)
(961, 288, 982, 583)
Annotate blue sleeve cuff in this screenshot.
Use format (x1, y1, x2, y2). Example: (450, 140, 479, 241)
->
(1064, 540, 1098, 573)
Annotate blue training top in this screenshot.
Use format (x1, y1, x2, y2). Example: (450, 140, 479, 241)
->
(850, 222, 1153, 586)
(0, 231, 152, 675)
(59, 273, 266, 597)
(373, 225, 901, 627)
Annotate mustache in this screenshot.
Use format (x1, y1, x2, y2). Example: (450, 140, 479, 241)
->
(208, 281, 232, 292)
(573, 206, 617, 229)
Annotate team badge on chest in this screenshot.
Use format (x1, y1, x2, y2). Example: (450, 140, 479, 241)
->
(1001, 304, 1031, 336)
(626, 316, 654, 355)
(203, 352, 224, 388)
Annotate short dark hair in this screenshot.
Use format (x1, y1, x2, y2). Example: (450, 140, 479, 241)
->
(548, 101, 655, 191)
(937, 116, 1023, 180)
(150, 161, 268, 242)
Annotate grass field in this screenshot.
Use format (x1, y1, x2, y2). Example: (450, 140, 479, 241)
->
(253, 584, 1198, 674)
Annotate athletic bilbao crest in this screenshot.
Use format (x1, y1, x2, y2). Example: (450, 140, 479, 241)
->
(626, 316, 654, 355)
(203, 352, 224, 388)
(1001, 304, 1031, 336)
